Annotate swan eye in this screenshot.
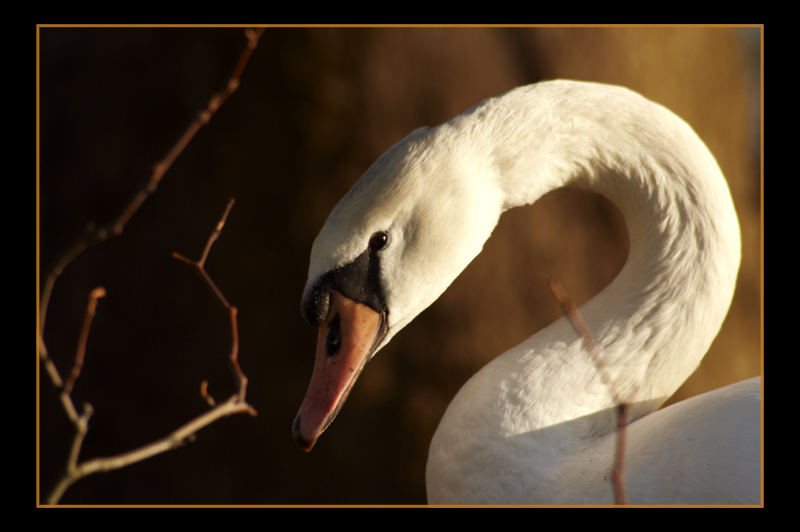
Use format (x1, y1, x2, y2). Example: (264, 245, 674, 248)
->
(369, 231, 389, 251)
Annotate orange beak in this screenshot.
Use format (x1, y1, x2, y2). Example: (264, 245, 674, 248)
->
(293, 291, 384, 451)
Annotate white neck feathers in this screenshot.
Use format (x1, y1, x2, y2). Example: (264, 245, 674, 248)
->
(424, 81, 741, 502)
(446, 81, 740, 414)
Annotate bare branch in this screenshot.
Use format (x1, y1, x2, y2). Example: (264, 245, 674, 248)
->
(548, 279, 624, 405)
(64, 287, 106, 396)
(200, 380, 216, 407)
(45, 198, 258, 505)
(548, 279, 629, 505)
(41, 29, 265, 505)
(172, 199, 252, 402)
(46, 394, 256, 505)
(228, 306, 248, 402)
(45, 286, 106, 428)
(39, 27, 265, 365)
(199, 198, 236, 268)
(612, 404, 630, 505)
(172, 198, 237, 309)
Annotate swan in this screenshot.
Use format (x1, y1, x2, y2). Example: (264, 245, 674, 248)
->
(292, 80, 761, 505)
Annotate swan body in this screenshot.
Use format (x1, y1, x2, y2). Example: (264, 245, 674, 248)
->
(294, 80, 760, 505)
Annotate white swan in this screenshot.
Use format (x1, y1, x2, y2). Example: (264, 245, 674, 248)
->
(292, 80, 761, 505)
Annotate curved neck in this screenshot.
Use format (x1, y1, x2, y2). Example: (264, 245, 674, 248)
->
(459, 81, 741, 425)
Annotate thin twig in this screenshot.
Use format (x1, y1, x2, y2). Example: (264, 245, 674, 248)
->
(228, 306, 248, 402)
(548, 278, 629, 505)
(200, 380, 216, 407)
(49, 287, 106, 427)
(46, 394, 256, 505)
(41, 29, 265, 505)
(199, 198, 236, 268)
(64, 287, 106, 395)
(549, 279, 624, 405)
(612, 404, 630, 505)
(173, 198, 236, 309)
(39, 27, 265, 364)
(172, 199, 250, 400)
(46, 199, 258, 505)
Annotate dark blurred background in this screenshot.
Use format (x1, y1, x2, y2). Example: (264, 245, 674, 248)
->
(38, 26, 761, 505)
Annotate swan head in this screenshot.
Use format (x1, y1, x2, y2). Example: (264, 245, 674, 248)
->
(293, 120, 503, 450)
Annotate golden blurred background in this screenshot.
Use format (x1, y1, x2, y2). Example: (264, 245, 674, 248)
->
(38, 26, 761, 504)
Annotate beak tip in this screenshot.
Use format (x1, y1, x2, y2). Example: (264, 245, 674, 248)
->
(292, 413, 316, 452)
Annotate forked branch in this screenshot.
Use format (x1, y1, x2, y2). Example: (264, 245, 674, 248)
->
(38, 27, 265, 356)
(40, 28, 265, 505)
(173, 198, 250, 402)
(46, 199, 257, 505)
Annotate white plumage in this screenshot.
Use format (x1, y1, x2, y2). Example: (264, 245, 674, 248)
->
(297, 80, 760, 505)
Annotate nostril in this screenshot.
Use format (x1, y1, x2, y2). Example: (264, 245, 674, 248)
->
(326, 313, 342, 357)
